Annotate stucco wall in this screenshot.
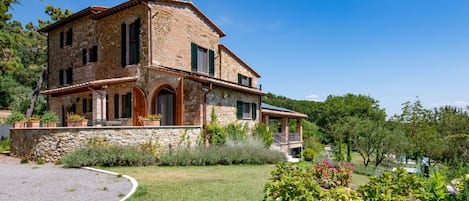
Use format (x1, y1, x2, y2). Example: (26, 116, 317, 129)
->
(10, 126, 201, 162)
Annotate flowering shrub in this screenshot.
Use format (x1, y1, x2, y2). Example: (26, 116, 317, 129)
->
(312, 160, 354, 189)
(264, 163, 321, 201)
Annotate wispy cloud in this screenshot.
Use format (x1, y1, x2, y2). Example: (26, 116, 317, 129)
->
(305, 94, 326, 102)
(429, 101, 469, 109)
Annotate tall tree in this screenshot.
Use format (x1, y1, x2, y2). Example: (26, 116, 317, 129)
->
(391, 100, 443, 162)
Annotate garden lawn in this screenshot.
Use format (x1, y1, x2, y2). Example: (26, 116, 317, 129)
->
(105, 165, 275, 201)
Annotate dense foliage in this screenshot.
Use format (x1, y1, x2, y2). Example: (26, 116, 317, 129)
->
(0, 1, 71, 116)
(264, 162, 469, 201)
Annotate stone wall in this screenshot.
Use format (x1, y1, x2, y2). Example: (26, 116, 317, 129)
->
(220, 47, 259, 87)
(10, 126, 201, 162)
(95, 4, 148, 78)
(206, 86, 260, 128)
(149, 2, 220, 72)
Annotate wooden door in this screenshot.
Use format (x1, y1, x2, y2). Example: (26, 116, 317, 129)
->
(133, 87, 147, 126)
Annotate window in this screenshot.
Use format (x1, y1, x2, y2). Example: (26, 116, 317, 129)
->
(60, 28, 73, 48)
(114, 94, 119, 119)
(238, 74, 252, 87)
(191, 43, 215, 76)
(59, 68, 73, 85)
(121, 92, 132, 118)
(236, 101, 257, 120)
(82, 45, 98, 64)
(121, 18, 140, 67)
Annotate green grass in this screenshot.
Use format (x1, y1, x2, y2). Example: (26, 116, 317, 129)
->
(105, 165, 275, 201)
(105, 163, 371, 201)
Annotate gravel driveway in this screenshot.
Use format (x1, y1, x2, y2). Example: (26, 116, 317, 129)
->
(0, 154, 133, 201)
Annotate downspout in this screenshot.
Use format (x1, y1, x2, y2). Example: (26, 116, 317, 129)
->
(143, 0, 153, 114)
(203, 83, 213, 146)
(143, 0, 153, 67)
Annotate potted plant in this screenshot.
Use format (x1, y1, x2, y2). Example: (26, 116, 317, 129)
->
(139, 114, 162, 126)
(66, 114, 86, 127)
(6, 112, 25, 128)
(42, 111, 59, 128)
(26, 115, 41, 128)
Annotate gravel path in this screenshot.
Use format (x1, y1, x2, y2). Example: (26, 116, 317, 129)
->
(0, 154, 133, 201)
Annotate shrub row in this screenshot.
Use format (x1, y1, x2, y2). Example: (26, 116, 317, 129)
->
(159, 144, 286, 166)
(61, 145, 155, 168)
(62, 138, 286, 167)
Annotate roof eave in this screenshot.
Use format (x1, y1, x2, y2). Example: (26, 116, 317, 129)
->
(39, 6, 108, 33)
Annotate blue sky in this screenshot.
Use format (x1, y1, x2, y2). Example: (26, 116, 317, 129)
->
(10, 0, 469, 116)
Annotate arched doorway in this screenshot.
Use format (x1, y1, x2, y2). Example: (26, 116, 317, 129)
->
(153, 87, 176, 126)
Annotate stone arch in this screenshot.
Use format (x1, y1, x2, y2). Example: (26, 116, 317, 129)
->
(151, 84, 176, 126)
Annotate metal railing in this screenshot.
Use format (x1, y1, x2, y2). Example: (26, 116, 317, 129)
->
(273, 133, 301, 143)
(289, 133, 301, 142)
(273, 133, 287, 143)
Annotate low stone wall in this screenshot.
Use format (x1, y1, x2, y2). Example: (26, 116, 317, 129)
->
(10, 126, 202, 162)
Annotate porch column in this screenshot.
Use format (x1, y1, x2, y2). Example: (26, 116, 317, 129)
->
(296, 118, 303, 142)
(92, 90, 106, 126)
(263, 114, 270, 126)
(281, 117, 289, 141)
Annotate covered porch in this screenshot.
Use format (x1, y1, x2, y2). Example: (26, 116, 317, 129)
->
(261, 103, 308, 158)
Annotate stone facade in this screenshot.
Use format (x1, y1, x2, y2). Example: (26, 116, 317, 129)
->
(10, 126, 201, 162)
(219, 46, 259, 87)
(206, 87, 260, 128)
(42, 1, 264, 129)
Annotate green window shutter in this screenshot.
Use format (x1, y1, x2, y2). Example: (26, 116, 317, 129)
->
(67, 28, 73, 46)
(82, 98, 87, 113)
(252, 103, 257, 120)
(90, 45, 97, 62)
(89, 97, 92, 112)
(59, 70, 64, 85)
(191, 43, 198, 71)
(135, 18, 141, 64)
(236, 101, 243, 120)
(238, 74, 242, 85)
(66, 68, 73, 84)
(121, 23, 127, 67)
(114, 94, 119, 119)
(59, 31, 64, 48)
(126, 92, 132, 118)
(208, 49, 215, 76)
(82, 49, 87, 64)
(248, 77, 252, 88)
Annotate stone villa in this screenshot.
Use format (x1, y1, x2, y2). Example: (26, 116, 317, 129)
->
(11, 0, 306, 161)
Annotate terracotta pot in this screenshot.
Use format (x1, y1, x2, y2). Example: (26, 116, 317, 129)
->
(143, 120, 160, 126)
(81, 119, 88, 127)
(26, 121, 40, 128)
(13, 121, 24, 128)
(44, 122, 57, 128)
(67, 120, 83, 127)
